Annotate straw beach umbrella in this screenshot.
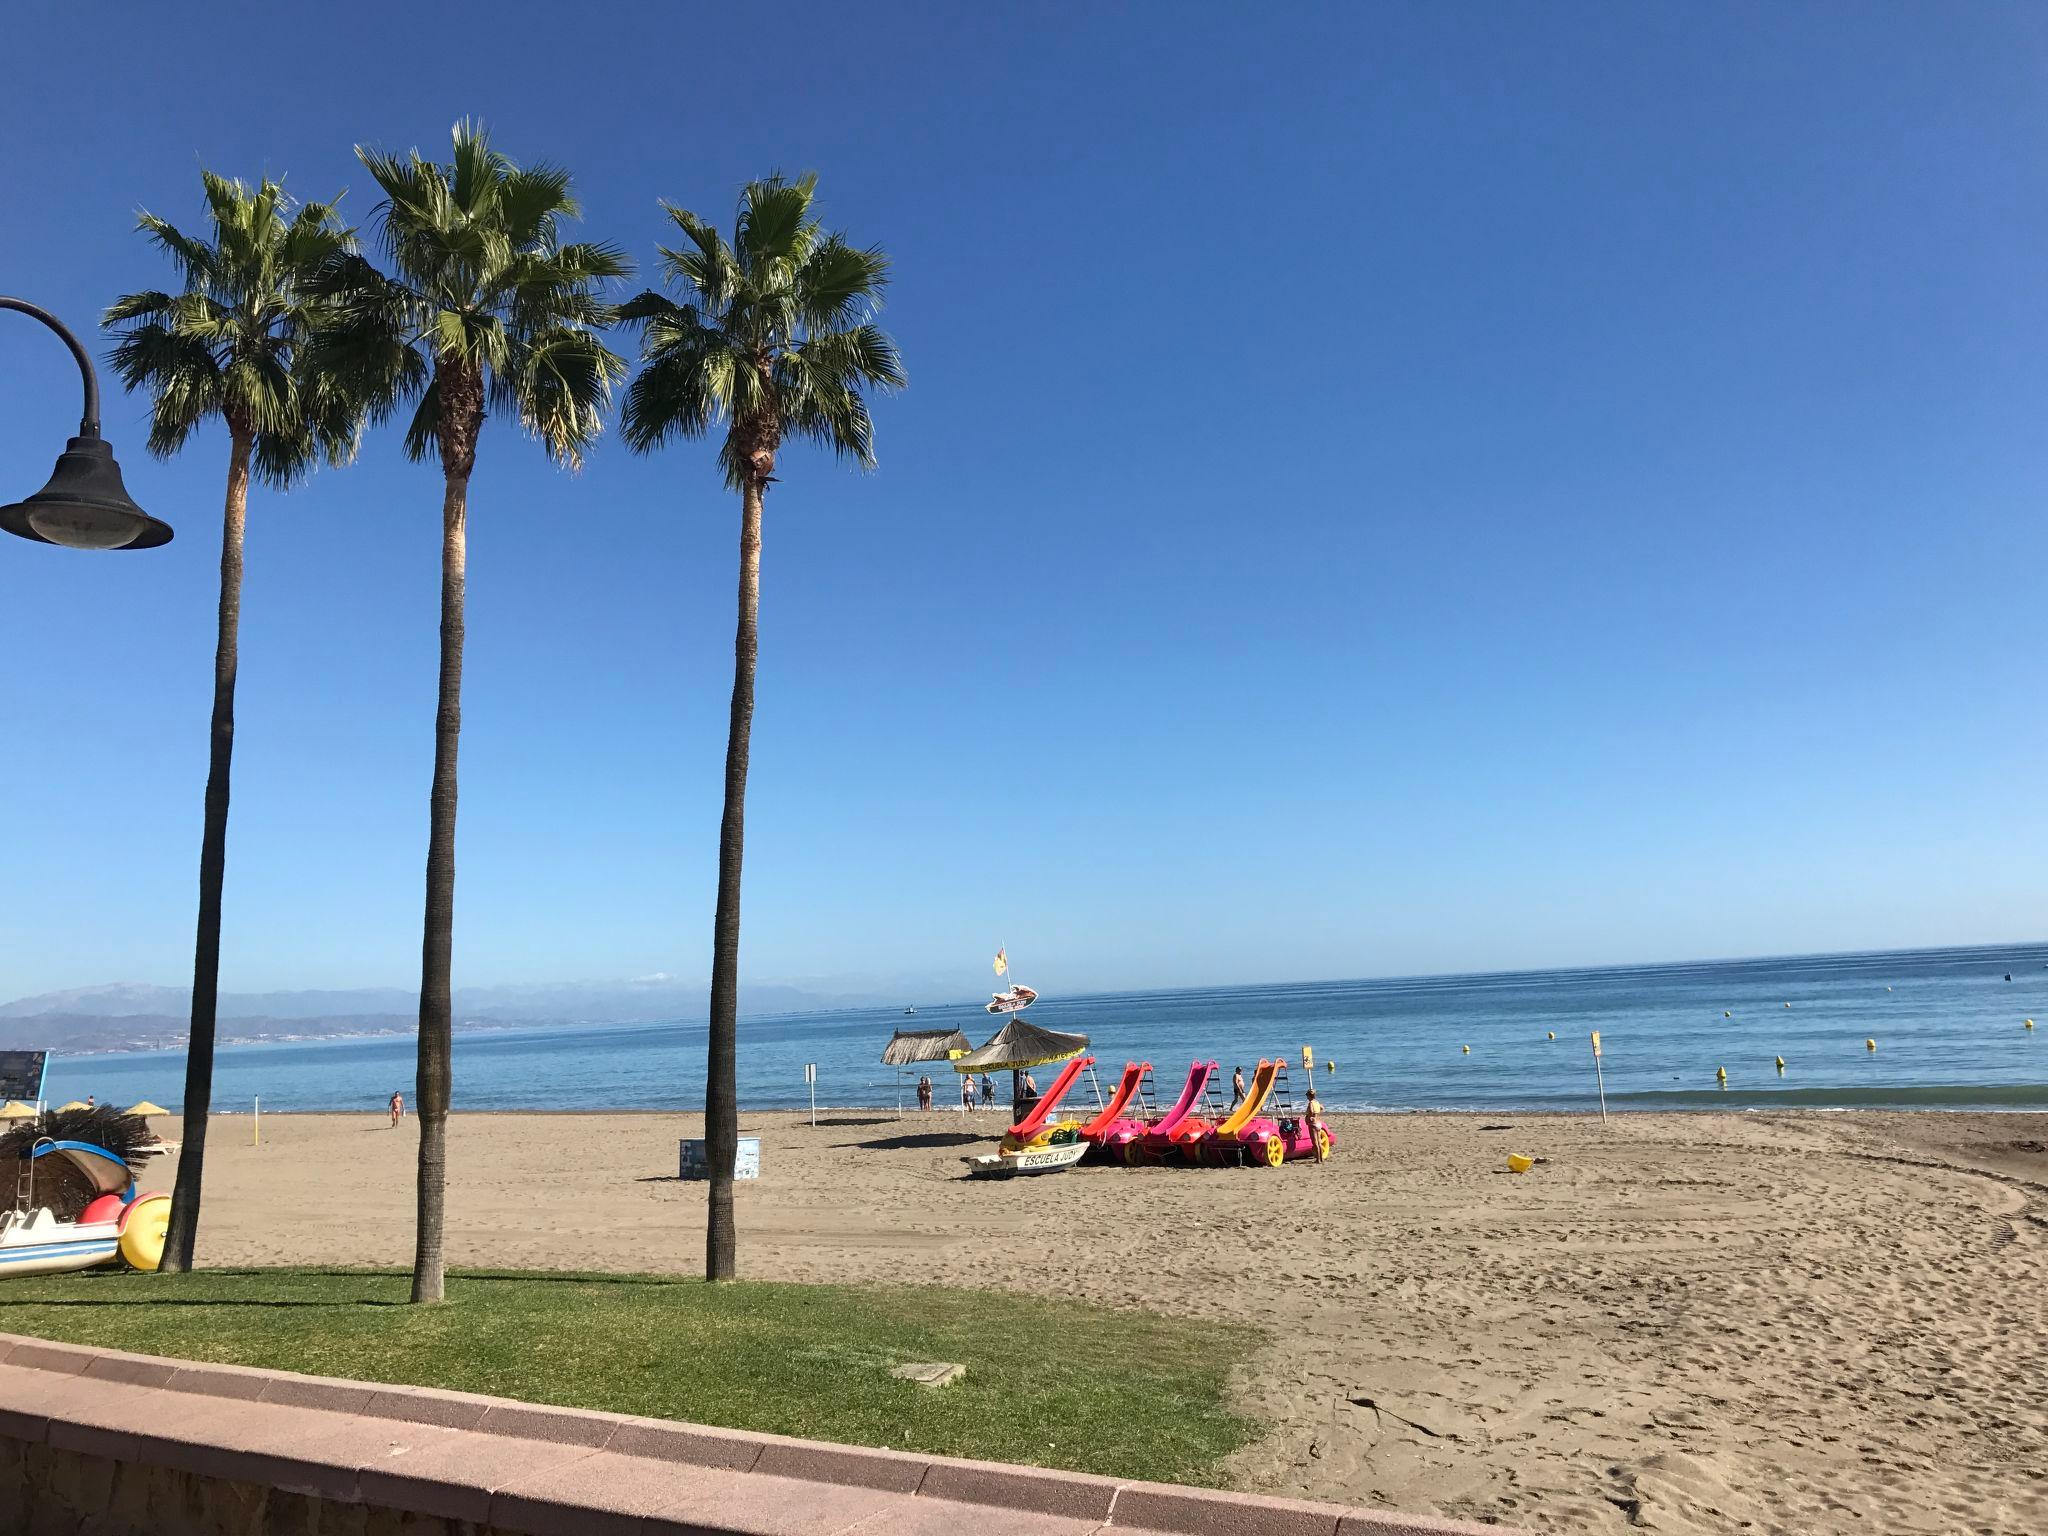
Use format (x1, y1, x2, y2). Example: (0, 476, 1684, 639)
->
(881, 1029, 972, 1116)
(126, 1101, 170, 1117)
(0, 1101, 37, 1120)
(953, 1018, 1091, 1119)
(54, 1101, 91, 1113)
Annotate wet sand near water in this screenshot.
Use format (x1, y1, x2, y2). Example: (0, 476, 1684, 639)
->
(126, 1110, 2048, 1535)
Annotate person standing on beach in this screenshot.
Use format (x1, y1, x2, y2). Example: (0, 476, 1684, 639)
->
(980, 1074, 995, 1106)
(1231, 1067, 1246, 1107)
(1018, 1072, 1040, 1120)
(389, 1092, 404, 1127)
(916, 1075, 933, 1112)
(960, 1074, 975, 1112)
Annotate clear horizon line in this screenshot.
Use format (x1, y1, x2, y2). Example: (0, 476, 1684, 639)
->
(9, 933, 2045, 1016)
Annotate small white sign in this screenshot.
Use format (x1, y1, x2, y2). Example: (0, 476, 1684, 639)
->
(804, 1062, 816, 1083)
(678, 1136, 761, 1180)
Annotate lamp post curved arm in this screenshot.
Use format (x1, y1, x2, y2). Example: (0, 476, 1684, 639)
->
(0, 295, 101, 436)
(0, 295, 169, 549)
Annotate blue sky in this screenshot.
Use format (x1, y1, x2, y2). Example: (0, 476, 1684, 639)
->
(2, 1, 2044, 1002)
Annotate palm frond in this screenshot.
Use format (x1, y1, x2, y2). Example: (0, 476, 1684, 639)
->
(402, 380, 443, 463)
(789, 324, 905, 393)
(134, 212, 223, 294)
(511, 327, 626, 469)
(795, 237, 890, 331)
(736, 173, 819, 274)
(103, 289, 181, 327)
(498, 162, 577, 243)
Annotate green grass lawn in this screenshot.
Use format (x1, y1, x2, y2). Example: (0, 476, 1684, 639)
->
(0, 1268, 1262, 1486)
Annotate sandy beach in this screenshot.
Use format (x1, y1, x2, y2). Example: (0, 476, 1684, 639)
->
(131, 1108, 2047, 1535)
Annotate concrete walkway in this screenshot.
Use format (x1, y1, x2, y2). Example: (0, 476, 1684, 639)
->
(0, 1333, 1512, 1535)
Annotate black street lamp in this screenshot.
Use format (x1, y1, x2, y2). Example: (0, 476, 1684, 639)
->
(0, 296, 172, 550)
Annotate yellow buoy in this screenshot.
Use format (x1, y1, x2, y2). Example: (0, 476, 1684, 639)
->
(2025, 1019, 2035, 1030)
(1546, 1031, 1556, 1040)
(1715, 1066, 1727, 1082)
(1775, 1056, 1785, 1071)
(1866, 1038, 1877, 1051)
(1506, 1153, 1535, 1174)
(1461, 1044, 1471, 1055)
(118, 1193, 172, 1272)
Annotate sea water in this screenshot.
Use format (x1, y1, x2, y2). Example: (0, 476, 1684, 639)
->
(40, 942, 2048, 1115)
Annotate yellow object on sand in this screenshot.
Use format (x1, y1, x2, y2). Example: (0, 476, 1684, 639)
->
(1506, 1153, 1535, 1174)
(118, 1193, 172, 1272)
(126, 1101, 169, 1117)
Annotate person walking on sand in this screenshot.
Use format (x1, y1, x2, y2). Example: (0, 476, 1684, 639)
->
(916, 1075, 933, 1112)
(980, 1073, 995, 1107)
(1230, 1066, 1246, 1107)
(389, 1091, 404, 1127)
(961, 1074, 975, 1112)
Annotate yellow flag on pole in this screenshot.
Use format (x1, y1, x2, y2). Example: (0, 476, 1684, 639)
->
(993, 948, 1007, 977)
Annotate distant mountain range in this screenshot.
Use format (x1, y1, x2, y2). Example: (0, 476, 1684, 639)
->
(0, 975, 946, 1056)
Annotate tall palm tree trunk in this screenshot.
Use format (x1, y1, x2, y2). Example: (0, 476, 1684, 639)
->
(162, 426, 253, 1274)
(411, 469, 467, 1304)
(705, 476, 763, 1282)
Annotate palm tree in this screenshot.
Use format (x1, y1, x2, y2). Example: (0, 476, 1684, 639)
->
(616, 175, 903, 1281)
(310, 122, 626, 1302)
(105, 173, 363, 1274)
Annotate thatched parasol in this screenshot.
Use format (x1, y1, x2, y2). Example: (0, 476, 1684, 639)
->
(879, 1029, 972, 1066)
(952, 1017, 1089, 1073)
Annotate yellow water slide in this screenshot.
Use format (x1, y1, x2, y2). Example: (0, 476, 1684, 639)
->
(1212, 1058, 1280, 1137)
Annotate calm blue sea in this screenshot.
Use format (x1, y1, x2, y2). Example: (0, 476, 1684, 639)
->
(39, 943, 2048, 1115)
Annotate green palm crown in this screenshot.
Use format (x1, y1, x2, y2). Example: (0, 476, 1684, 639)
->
(615, 173, 905, 484)
(309, 120, 628, 471)
(105, 171, 361, 485)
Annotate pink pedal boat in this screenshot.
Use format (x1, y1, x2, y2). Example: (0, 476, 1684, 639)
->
(1201, 1058, 1339, 1165)
(1133, 1060, 1222, 1164)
